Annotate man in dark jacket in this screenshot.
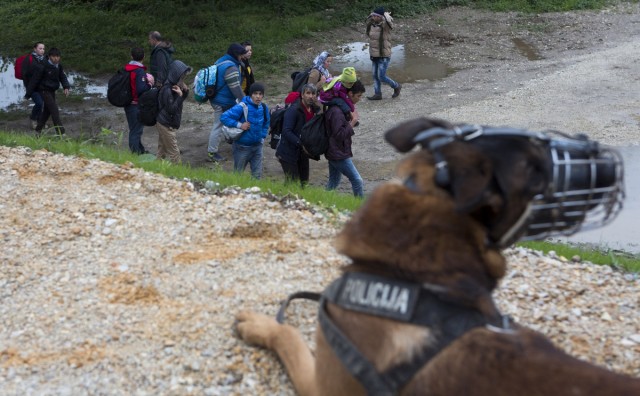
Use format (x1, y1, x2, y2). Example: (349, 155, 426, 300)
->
(156, 60, 191, 164)
(22, 42, 47, 129)
(123, 47, 152, 154)
(148, 31, 175, 87)
(325, 80, 365, 197)
(25, 47, 70, 136)
(276, 83, 320, 187)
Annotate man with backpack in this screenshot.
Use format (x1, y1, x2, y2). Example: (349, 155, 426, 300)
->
(276, 83, 320, 187)
(21, 42, 47, 130)
(123, 47, 153, 154)
(206, 43, 247, 163)
(325, 80, 366, 197)
(148, 31, 175, 87)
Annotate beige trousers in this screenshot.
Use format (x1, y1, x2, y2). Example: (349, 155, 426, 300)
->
(156, 123, 181, 164)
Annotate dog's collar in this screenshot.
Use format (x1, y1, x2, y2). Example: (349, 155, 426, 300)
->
(276, 272, 510, 396)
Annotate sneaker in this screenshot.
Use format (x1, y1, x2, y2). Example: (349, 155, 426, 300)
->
(207, 152, 226, 162)
(392, 84, 402, 99)
(367, 94, 382, 101)
(30, 120, 38, 130)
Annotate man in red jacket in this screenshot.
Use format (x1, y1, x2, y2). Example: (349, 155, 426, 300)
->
(324, 80, 366, 197)
(123, 47, 152, 154)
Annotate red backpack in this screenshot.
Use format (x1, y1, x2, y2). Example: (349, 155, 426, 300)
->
(14, 54, 32, 80)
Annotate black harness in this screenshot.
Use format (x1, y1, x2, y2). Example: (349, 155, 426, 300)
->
(277, 272, 510, 396)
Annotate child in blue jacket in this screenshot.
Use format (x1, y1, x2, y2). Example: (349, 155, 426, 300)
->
(221, 82, 270, 179)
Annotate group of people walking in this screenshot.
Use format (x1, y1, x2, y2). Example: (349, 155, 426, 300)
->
(20, 5, 400, 198)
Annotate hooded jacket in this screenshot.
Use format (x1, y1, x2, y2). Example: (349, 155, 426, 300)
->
(324, 104, 354, 161)
(150, 41, 175, 85)
(366, 13, 394, 58)
(220, 95, 269, 146)
(156, 60, 191, 129)
(124, 62, 149, 104)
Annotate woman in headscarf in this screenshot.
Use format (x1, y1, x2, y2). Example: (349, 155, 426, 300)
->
(307, 51, 333, 90)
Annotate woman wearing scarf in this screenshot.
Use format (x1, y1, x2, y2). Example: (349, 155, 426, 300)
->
(307, 51, 334, 90)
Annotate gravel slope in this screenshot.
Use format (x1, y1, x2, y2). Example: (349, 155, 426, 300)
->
(2, 4, 640, 395)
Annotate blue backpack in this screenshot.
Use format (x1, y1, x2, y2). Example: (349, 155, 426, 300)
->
(193, 60, 233, 103)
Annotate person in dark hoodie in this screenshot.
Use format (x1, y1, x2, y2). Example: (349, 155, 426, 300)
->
(155, 60, 192, 164)
(25, 47, 70, 136)
(325, 80, 365, 197)
(123, 47, 152, 154)
(21, 42, 47, 129)
(148, 31, 175, 87)
(275, 83, 320, 187)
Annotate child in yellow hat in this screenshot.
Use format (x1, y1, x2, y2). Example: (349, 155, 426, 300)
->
(318, 67, 358, 116)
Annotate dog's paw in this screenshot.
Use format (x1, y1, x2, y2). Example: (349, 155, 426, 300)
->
(235, 310, 281, 348)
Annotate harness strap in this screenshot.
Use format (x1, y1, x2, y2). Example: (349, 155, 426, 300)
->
(276, 291, 321, 324)
(318, 300, 395, 396)
(275, 273, 507, 395)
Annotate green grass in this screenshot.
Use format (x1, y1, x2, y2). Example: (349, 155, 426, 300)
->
(1, 128, 638, 272)
(0, 129, 363, 212)
(518, 241, 640, 272)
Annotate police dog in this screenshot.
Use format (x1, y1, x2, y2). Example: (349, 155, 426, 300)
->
(236, 118, 639, 395)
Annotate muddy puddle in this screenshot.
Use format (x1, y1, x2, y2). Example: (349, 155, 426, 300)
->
(331, 42, 455, 85)
(0, 59, 105, 110)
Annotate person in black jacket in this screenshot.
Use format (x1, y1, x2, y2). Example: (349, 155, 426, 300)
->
(148, 31, 175, 87)
(155, 60, 192, 163)
(324, 80, 365, 197)
(22, 42, 47, 129)
(240, 41, 256, 96)
(275, 83, 320, 187)
(25, 47, 70, 136)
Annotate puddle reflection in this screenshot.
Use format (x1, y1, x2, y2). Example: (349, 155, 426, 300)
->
(331, 42, 455, 85)
(0, 59, 106, 111)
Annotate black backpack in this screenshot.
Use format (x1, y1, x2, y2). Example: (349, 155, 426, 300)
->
(137, 87, 160, 126)
(300, 112, 329, 161)
(268, 105, 287, 149)
(290, 67, 313, 93)
(107, 68, 132, 107)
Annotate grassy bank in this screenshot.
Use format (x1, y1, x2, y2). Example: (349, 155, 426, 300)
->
(1, 128, 638, 272)
(1, 0, 632, 77)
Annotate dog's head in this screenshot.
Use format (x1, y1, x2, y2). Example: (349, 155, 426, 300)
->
(336, 118, 623, 297)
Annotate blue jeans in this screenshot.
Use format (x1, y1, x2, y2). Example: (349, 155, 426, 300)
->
(124, 104, 145, 154)
(30, 91, 44, 121)
(371, 57, 398, 95)
(326, 158, 364, 197)
(233, 142, 263, 179)
(207, 104, 224, 154)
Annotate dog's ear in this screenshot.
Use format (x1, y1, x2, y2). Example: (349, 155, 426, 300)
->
(385, 117, 453, 153)
(444, 144, 503, 214)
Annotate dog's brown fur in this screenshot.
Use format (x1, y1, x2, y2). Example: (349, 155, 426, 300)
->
(236, 118, 640, 395)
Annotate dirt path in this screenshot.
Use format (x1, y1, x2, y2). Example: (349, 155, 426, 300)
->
(2, 3, 640, 195)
